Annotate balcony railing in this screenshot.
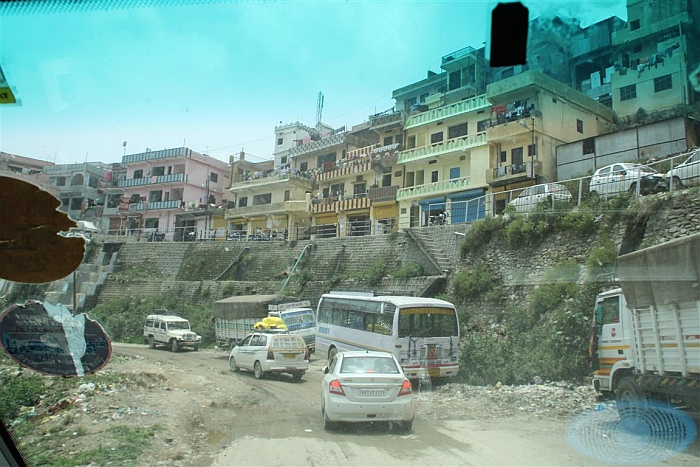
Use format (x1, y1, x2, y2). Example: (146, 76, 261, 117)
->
(397, 176, 471, 201)
(369, 109, 404, 129)
(398, 133, 487, 164)
(128, 199, 182, 211)
(315, 160, 372, 182)
(118, 172, 187, 188)
(288, 133, 348, 158)
(368, 185, 398, 202)
(405, 94, 489, 129)
(486, 160, 542, 184)
(346, 145, 377, 160)
(311, 195, 371, 214)
(123, 147, 190, 164)
(226, 200, 308, 218)
(229, 172, 314, 190)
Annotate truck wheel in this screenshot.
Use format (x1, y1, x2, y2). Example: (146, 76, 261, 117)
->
(170, 339, 179, 352)
(292, 371, 304, 382)
(616, 376, 644, 415)
(194, 344, 199, 351)
(254, 361, 264, 379)
(328, 347, 337, 362)
(148, 336, 155, 349)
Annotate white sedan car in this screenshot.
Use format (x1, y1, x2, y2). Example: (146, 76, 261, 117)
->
(321, 351, 415, 431)
(509, 183, 572, 212)
(229, 332, 309, 381)
(666, 149, 700, 190)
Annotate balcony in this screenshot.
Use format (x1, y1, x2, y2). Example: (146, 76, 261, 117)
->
(405, 94, 489, 129)
(486, 115, 541, 142)
(123, 147, 190, 164)
(368, 185, 398, 203)
(346, 145, 377, 160)
(397, 176, 471, 201)
(118, 172, 187, 188)
(229, 172, 313, 191)
(398, 133, 487, 165)
(369, 109, 404, 130)
(226, 200, 308, 218)
(288, 133, 348, 158)
(311, 195, 371, 214)
(315, 159, 372, 183)
(441, 46, 478, 66)
(129, 199, 182, 211)
(486, 161, 542, 186)
(612, 13, 690, 46)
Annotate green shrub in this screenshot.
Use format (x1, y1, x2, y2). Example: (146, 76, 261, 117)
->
(459, 331, 512, 385)
(0, 370, 45, 423)
(503, 216, 550, 249)
(452, 264, 496, 303)
(461, 216, 503, 257)
(587, 236, 618, 280)
(559, 210, 597, 237)
(392, 262, 424, 279)
(354, 260, 387, 286)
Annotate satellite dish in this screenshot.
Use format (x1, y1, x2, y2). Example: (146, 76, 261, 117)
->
(123, 141, 127, 147)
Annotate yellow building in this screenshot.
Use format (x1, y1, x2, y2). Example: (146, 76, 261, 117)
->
(486, 71, 614, 212)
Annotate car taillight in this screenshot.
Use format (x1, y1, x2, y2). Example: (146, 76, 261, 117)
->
(329, 379, 345, 396)
(267, 349, 274, 360)
(304, 348, 310, 360)
(398, 379, 412, 396)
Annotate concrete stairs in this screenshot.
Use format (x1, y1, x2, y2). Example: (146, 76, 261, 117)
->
(406, 226, 461, 274)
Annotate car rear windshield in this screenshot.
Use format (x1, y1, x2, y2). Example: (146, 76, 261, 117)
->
(270, 335, 305, 350)
(340, 356, 399, 374)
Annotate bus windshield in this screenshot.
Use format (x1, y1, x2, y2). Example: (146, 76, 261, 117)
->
(398, 307, 458, 338)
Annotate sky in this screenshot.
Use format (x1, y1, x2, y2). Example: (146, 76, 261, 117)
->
(0, 0, 626, 166)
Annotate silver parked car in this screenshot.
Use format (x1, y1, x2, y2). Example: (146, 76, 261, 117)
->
(321, 351, 415, 431)
(229, 331, 309, 381)
(666, 149, 700, 190)
(509, 183, 572, 212)
(589, 163, 667, 197)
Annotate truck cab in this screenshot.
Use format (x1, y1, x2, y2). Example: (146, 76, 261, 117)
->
(591, 288, 634, 392)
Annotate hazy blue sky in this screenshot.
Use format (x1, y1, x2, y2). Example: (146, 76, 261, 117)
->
(0, 0, 626, 166)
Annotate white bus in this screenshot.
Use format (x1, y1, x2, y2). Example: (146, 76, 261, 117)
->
(316, 292, 460, 379)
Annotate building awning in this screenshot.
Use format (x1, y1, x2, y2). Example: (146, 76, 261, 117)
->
(449, 189, 485, 201)
(417, 196, 446, 206)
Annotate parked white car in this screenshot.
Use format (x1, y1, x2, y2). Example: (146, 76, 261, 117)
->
(589, 163, 667, 197)
(509, 183, 572, 212)
(321, 351, 415, 432)
(229, 331, 309, 381)
(666, 149, 700, 190)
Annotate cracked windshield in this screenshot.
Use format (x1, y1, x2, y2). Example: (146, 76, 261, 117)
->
(2, 0, 700, 466)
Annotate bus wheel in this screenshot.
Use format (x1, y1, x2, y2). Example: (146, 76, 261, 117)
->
(328, 347, 337, 362)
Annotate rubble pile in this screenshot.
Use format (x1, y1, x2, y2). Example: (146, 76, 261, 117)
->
(416, 381, 601, 420)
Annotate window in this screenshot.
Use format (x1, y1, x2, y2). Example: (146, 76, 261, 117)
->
(448, 123, 468, 139)
(281, 156, 287, 165)
(252, 193, 272, 205)
(619, 84, 636, 101)
(383, 136, 393, 146)
(353, 183, 366, 197)
(576, 119, 583, 133)
(512, 147, 524, 165)
(277, 137, 283, 145)
(71, 174, 84, 186)
(133, 169, 143, 178)
(431, 171, 438, 183)
(477, 119, 489, 132)
(395, 134, 403, 146)
(629, 19, 640, 30)
(148, 190, 162, 202)
(419, 93, 428, 103)
(583, 137, 595, 155)
(55, 176, 66, 186)
(407, 135, 416, 149)
(300, 161, 308, 172)
(210, 172, 218, 183)
(152, 166, 165, 176)
(430, 132, 443, 144)
(654, 74, 672, 92)
(144, 218, 159, 228)
(449, 167, 460, 179)
(330, 183, 345, 197)
(382, 174, 392, 187)
(500, 151, 507, 163)
(317, 152, 336, 167)
(238, 196, 248, 208)
(284, 190, 290, 201)
(528, 144, 537, 157)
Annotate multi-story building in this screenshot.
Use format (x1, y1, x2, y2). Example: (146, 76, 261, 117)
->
(105, 147, 229, 241)
(287, 122, 379, 237)
(225, 150, 313, 239)
(43, 162, 110, 223)
(611, 0, 700, 117)
(0, 152, 57, 197)
(485, 70, 614, 212)
(393, 47, 492, 228)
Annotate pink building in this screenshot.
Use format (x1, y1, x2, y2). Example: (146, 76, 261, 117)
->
(102, 147, 229, 241)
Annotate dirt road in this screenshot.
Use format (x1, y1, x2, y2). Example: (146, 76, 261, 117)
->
(70, 343, 693, 467)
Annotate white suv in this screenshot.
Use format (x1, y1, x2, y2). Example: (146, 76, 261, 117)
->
(228, 331, 309, 381)
(666, 149, 700, 190)
(589, 163, 667, 198)
(144, 314, 201, 352)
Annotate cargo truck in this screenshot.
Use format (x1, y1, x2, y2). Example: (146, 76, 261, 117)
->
(591, 233, 700, 413)
(212, 294, 316, 350)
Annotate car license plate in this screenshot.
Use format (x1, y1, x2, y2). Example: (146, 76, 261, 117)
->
(282, 354, 297, 359)
(359, 388, 386, 396)
(428, 368, 440, 377)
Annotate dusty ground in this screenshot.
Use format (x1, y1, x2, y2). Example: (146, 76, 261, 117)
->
(5, 343, 700, 467)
